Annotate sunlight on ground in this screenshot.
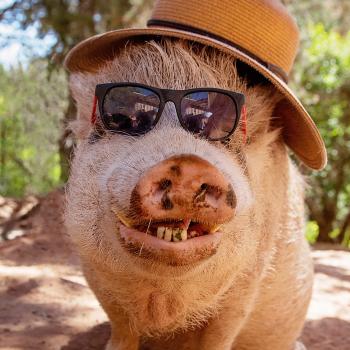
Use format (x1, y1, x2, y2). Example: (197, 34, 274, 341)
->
(307, 249, 350, 322)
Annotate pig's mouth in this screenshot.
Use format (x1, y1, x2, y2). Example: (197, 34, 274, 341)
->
(115, 215, 223, 265)
(134, 218, 222, 241)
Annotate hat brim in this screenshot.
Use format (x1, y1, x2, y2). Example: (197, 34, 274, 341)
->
(64, 27, 327, 170)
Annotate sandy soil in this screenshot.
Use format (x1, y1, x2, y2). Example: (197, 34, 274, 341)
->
(0, 191, 349, 350)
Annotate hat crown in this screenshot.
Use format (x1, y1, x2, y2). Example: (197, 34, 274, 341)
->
(148, 0, 299, 79)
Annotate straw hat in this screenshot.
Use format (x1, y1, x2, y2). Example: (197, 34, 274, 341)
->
(64, 0, 327, 170)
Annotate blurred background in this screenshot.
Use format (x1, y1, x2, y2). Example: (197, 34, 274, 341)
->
(0, 1, 349, 244)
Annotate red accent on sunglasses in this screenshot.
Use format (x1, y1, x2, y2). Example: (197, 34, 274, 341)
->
(241, 105, 247, 144)
(91, 95, 98, 124)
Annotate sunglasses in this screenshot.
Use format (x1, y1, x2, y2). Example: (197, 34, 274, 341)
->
(91, 83, 247, 142)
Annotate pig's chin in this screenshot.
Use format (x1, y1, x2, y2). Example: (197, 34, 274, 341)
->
(118, 223, 223, 266)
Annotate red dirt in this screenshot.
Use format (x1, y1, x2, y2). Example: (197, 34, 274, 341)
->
(0, 190, 349, 349)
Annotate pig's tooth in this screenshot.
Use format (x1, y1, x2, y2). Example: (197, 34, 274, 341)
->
(164, 228, 172, 242)
(189, 230, 198, 238)
(182, 219, 191, 230)
(210, 224, 223, 233)
(115, 212, 132, 228)
(157, 227, 165, 239)
(173, 228, 182, 242)
(181, 229, 188, 241)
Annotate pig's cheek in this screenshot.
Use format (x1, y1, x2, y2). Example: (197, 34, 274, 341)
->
(65, 149, 114, 235)
(206, 216, 255, 277)
(97, 165, 134, 218)
(65, 185, 99, 251)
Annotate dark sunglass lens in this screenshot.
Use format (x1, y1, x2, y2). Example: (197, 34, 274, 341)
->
(102, 86, 160, 134)
(180, 91, 238, 140)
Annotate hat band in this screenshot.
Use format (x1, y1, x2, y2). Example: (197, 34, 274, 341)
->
(147, 19, 289, 84)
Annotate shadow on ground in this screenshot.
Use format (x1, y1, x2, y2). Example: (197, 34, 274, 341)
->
(302, 317, 350, 350)
(60, 317, 350, 350)
(61, 323, 110, 350)
(315, 263, 350, 283)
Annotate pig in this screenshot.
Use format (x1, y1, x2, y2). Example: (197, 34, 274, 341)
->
(65, 39, 312, 350)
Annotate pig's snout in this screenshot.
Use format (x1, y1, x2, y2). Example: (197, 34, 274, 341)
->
(130, 155, 236, 224)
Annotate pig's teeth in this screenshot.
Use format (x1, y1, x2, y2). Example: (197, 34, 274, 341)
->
(155, 227, 188, 242)
(210, 225, 223, 233)
(189, 230, 198, 238)
(115, 212, 132, 228)
(157, 226, 165, 239)
(173, 228, 182, 242)
(164, 228, 172, 242)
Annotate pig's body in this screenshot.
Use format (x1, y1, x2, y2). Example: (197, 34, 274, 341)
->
(66, 40, 312, 350)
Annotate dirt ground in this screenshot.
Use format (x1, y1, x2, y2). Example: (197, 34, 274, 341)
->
(0, 190, 349, 350)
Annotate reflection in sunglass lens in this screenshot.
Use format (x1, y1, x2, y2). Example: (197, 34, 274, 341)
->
(180, 92, 237, 140)
(102, 86, 160, 134)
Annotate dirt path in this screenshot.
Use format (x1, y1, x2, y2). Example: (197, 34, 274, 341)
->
(0, 191, 349, 349)
(301, 245, 350, 349)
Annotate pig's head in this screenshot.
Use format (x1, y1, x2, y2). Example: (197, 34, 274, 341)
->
(65, 39, 288, 281)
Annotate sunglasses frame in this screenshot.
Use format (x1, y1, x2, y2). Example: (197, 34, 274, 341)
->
(93, 82, 246, 141)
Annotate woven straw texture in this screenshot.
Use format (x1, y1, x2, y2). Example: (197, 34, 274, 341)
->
(151, 0, 299, 75)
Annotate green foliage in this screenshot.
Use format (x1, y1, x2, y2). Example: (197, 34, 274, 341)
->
(305, 221, 319, 244)
(285, 0, 350, 34)
(343, 229, 350, 248)
(0, 61, 67, 197)
(291, 21, 350, 244)
(294, 23, 350, 164)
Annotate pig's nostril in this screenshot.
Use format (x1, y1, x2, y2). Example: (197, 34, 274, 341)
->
(200, 183, 209, 191)
(194, 184, 225, 209)
(159, 178, 172, 191)
(195, 184, 222, 202)
(161, 193, 174, 210)
(206, 185, 222, 199)
(194, 184, 208, 202)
